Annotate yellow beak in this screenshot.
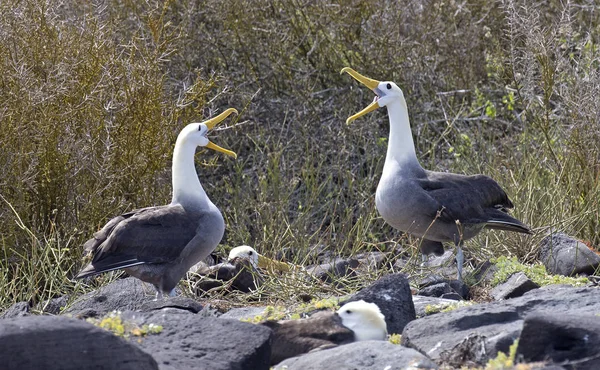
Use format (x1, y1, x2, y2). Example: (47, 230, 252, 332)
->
(204, 108, 238, 159)
(257, 254, 291, 272)
(340, 67, 382, 124)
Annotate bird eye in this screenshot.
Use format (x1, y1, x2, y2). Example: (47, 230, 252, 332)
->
(198, 125, 202, 131)
(386, 83, 392, 90)
(346, 310, 352, 314)
(248, 251, 253, 255)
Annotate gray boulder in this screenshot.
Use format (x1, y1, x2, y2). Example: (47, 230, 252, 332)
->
(418, 282, 453, 297)
(64, 277, 155, 318)
(36, 295, 70, 315)
(412, 295, 462, 318)
(517, 313, 600, 369)
(125, 310, 272, 370)
(140, 296, 204, 313)
(274, 341, 437, 369)
(491, 272, 539, 300)
(220, 306, 268, 320)
(305, 257, 359, 283)
(0, 301, 31, 319)
(344, 273, 416, 335)
(539, 232, 600, 276)
(0, 316, 158, 370)
(402, 286, 600, 366)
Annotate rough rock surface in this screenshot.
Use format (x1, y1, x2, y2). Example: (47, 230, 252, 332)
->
(140, 296, 204, 313)
(402, 286, 600, 365)
(0, 316, 158, 370)
(220, 306, 268, 320)
(274, 341, 438, 370)
(344, 273, 416, 335)
(305, 257, 359, 283)
(0, 301, 31, 319)
(124, 310, 272, 370)
(36, 295, 70, 315)
(412, 295, 461, 318)
(418, 282, 453, 297)
(517, 313, 600, 369)
(263, 310, 354, 366)
(64, 277, 155, 318)
(539, 232, 600, 276)
(491, 272, 539, 300)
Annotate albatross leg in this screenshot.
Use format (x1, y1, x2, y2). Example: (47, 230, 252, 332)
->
(168, 289, 176, 297)
(455, 244, 464, 282)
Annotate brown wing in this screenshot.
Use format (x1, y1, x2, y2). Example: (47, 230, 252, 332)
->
(417, 172, 514, 224)
(262, 311, 354, 365)
(77, 204, 199, 278)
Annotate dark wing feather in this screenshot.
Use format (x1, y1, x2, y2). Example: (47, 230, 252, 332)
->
(262, 311, 354, 365)
(77, 204, 198, 278)
(417, 172, 515, 224)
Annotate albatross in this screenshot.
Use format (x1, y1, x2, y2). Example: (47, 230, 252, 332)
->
(76, 108, 238, 298)
(341, 67, 532, 281)
(262, 300, 387, 365)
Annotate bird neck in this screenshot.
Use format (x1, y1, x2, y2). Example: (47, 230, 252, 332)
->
(382, 99, 422, 175)
(171, 138, 212, 210)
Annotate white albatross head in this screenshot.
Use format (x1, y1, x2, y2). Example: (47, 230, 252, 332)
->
(228, 245, 260, 268)
(341, 67, 407, 123)
(228, 245, 291, 272)
(177, 108, 238, 158)
(337, 300, 388, 341)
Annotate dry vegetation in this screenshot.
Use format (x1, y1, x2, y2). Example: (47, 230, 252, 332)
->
(0, 0, 599, 310)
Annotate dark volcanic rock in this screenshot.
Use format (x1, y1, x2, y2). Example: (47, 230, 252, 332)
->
(305, 258, 359, 283)
(64, 277, 155, 318)
(140, 296, 203, 313)
(0, 316, 158, 370)
(220, 306, 268, 320)
(440, 292, 463, 301)
(418, 282, 452, 297)
(36, 295, 69, 315)
(0, 301, 31, 319)
(125, 310, 272, 370)
(274, 341, 438, 370)
(539, 232, 600, 276)
(417, 278, 469, 300)
(412, 295, 461, 318)
(345, 273, 416, 335)
(354, 252, 393, 271)
(491, 272, 539, 300)
(402, 286, 600, 365)
(263, 310, 354, 366)
(470, 260, 498, 285)
(517, 313, 600, 369)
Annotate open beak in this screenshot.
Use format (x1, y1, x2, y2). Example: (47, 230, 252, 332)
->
(341, 67, 382, 124)
(204, 108, 238, 159)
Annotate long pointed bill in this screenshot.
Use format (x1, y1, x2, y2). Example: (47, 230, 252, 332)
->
(204, 108, 238, 158)
(341, 67, 382, 124)
(204, 108, 238, 130)
(345, 100, 379, 124)
(206, 141, 237, 159)
(257, 255, 291, 272)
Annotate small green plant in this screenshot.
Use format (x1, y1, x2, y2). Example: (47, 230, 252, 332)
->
(388, 333, 402, 345)
(424, 301, 475, 315)
(87, 311, 163, 338)
(242, 305, 288, 324)
(492, 256, 588, 287)
(485, 339, 518, 369)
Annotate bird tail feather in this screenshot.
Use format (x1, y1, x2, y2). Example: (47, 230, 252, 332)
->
(485, 220, 532, 234)
(75, 257, 144, 279)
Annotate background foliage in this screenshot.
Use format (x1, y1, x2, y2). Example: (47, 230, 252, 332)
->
(1, 0, 598, 309)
